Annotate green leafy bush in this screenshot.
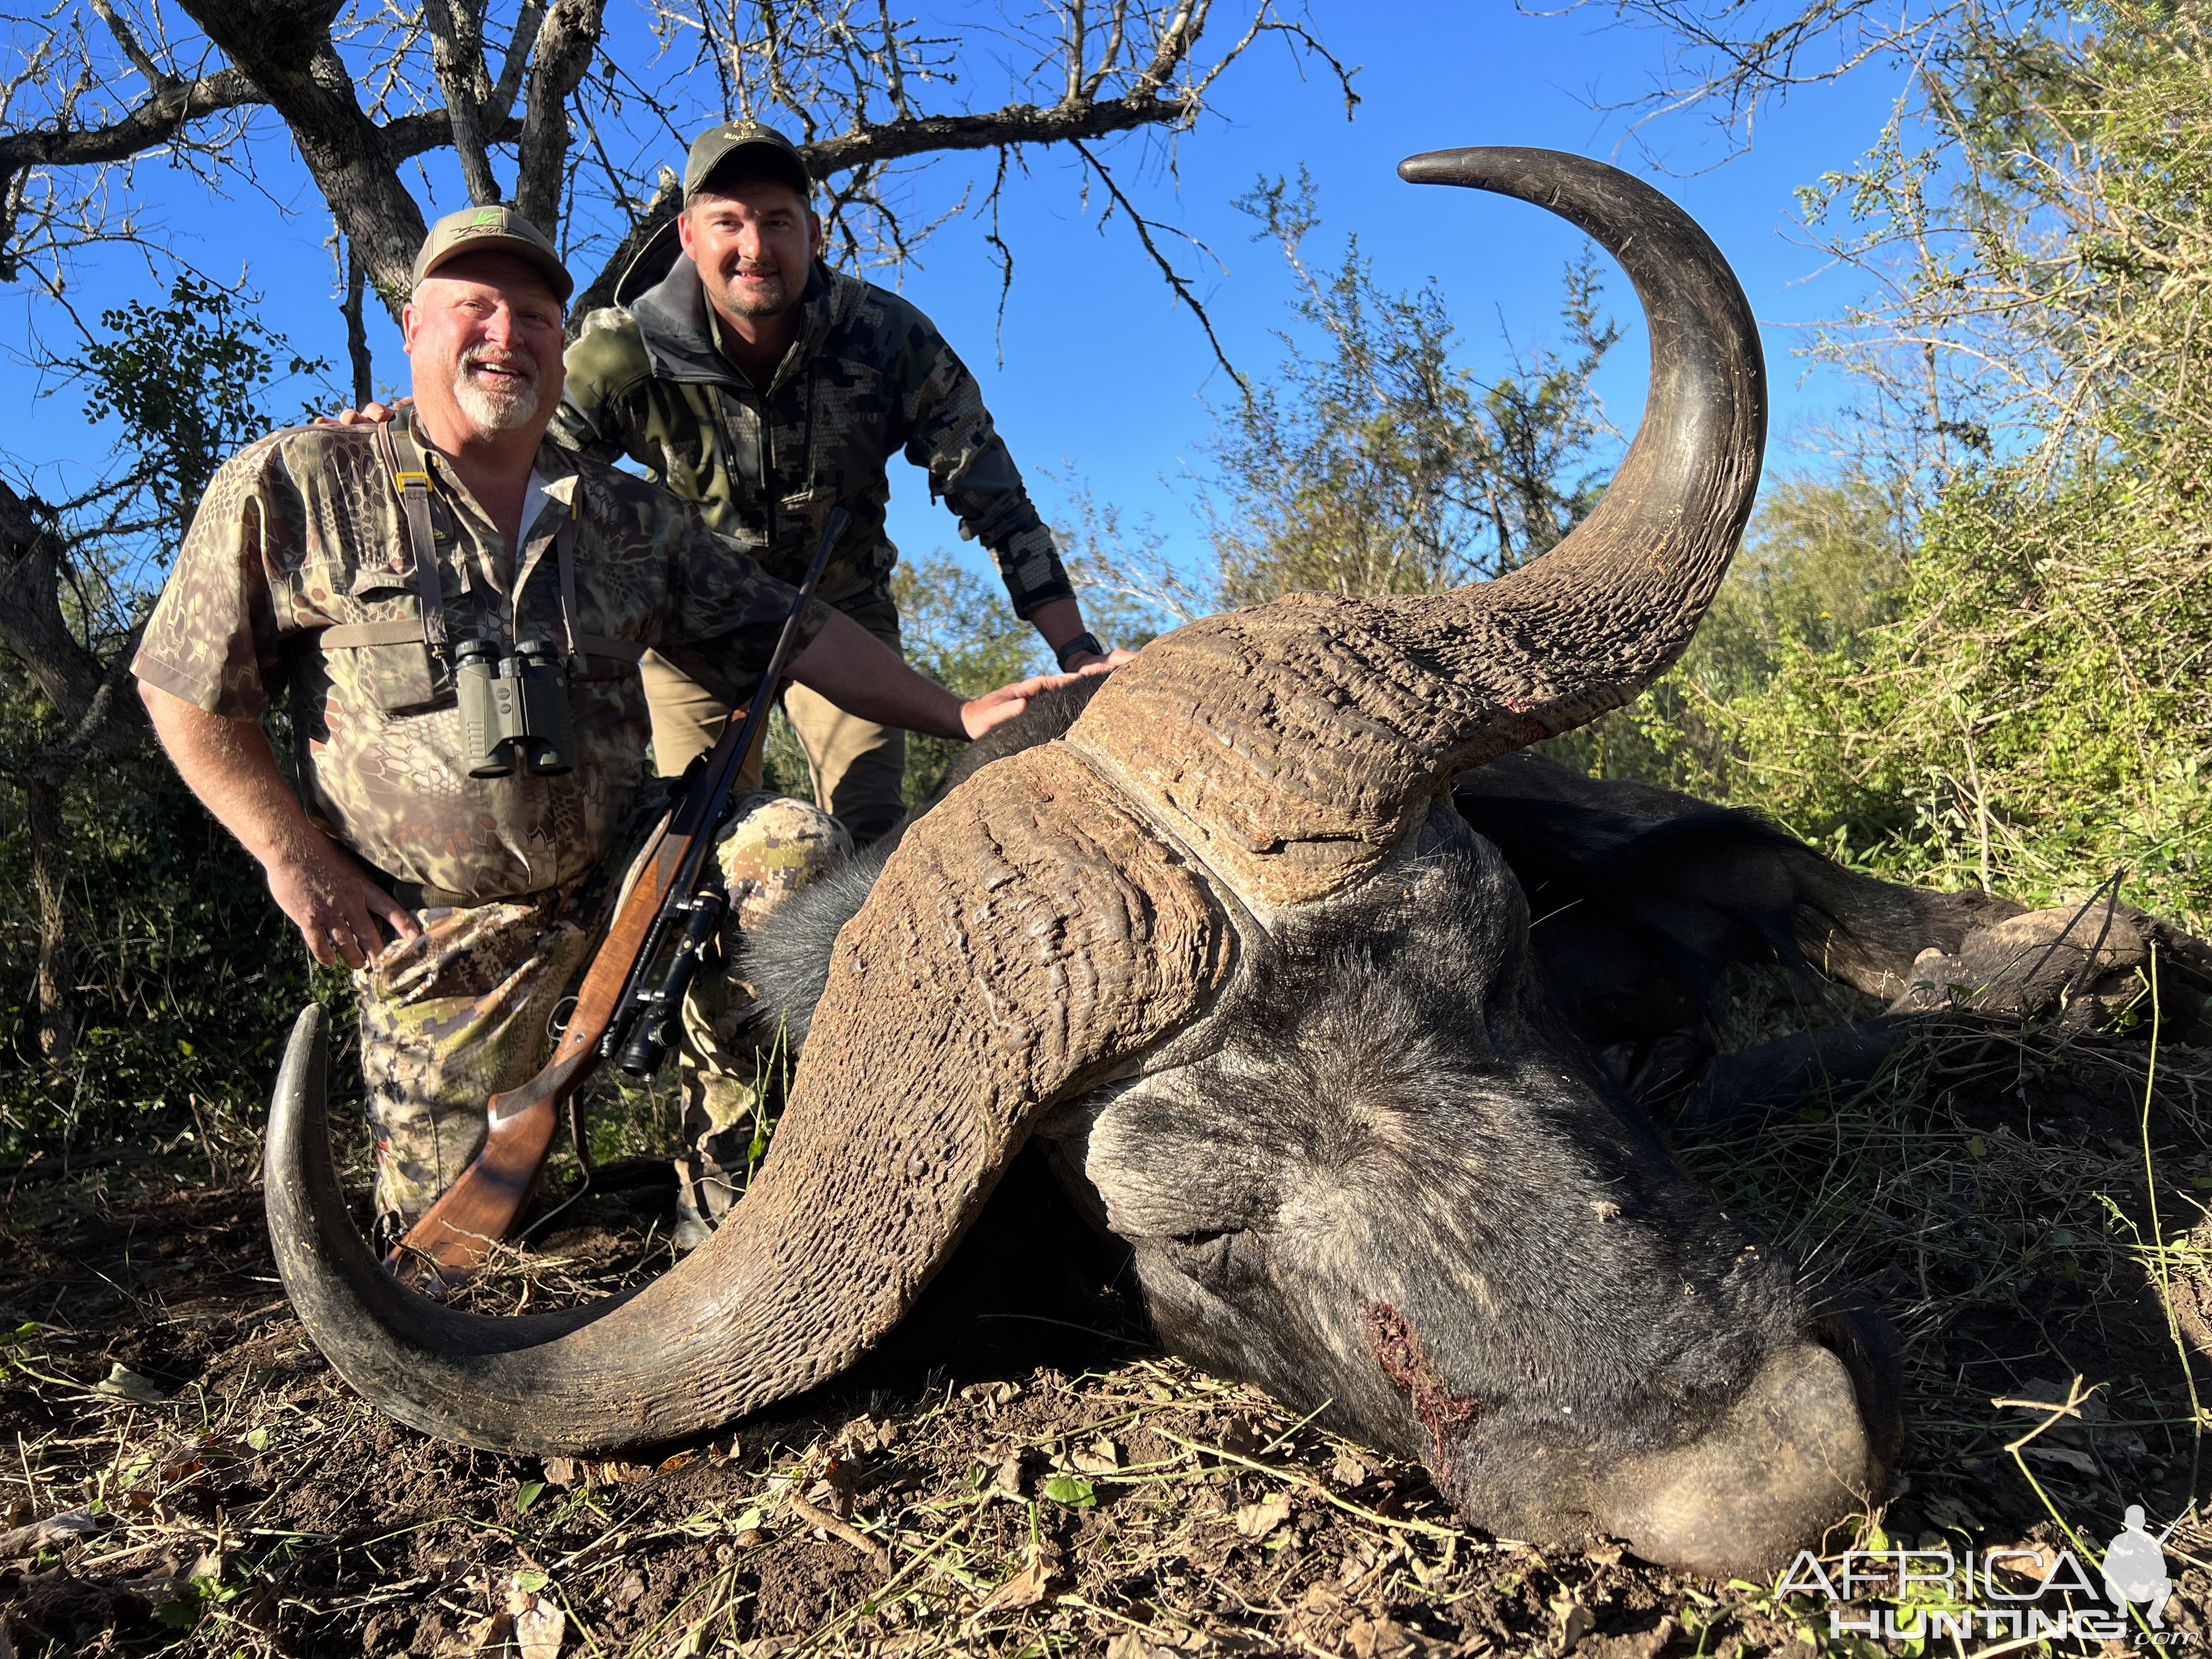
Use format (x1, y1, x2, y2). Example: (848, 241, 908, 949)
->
(1553, 3, 2212, 931)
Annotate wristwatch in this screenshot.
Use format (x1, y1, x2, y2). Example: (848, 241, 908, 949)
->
(1054, 630, 1105, 669)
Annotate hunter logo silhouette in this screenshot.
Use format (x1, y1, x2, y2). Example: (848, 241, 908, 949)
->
(2103, 1504, 2181, 1627)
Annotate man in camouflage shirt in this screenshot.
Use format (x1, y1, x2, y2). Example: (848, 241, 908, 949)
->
(134, 206, 1081, 1238)
(552, 121, 1132, 843)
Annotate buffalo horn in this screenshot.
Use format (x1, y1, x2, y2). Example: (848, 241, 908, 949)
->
(264, 747, 1226, 1452)
(1065, 146, 1768, 909)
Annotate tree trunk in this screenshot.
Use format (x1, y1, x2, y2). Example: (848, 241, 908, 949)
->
(24, 774, 75, 1062)
(174, 0, 430, 306)
(513, 0, 605, 232)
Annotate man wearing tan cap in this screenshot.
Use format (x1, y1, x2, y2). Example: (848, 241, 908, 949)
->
(133, 205, 1088, 1239)
(554, 120, 1132, 845)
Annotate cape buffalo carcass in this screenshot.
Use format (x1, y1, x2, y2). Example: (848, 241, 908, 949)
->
(262, 146, 2131, 1580)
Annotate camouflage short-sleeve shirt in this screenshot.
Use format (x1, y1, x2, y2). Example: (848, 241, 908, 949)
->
(133, 421, 827, 903)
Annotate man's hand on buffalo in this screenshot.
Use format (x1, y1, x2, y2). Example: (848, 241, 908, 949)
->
(959, 663, 1117, 738)
(786, 606, 1115, 743)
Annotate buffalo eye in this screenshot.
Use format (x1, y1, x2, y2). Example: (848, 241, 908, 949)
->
(1164, 1228, 1243, 1295)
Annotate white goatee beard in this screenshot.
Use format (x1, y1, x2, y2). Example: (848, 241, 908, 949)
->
(452, 356, 541, 432)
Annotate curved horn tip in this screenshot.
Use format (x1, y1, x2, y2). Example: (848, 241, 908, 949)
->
(273, 1002, 330, 1127)
(266, 1001, 334, 1253)
(1396, 146, 1533, 188)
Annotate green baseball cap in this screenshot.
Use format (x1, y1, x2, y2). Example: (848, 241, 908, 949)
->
(411, 204, 573, 303)
(684, 120, 811, 202)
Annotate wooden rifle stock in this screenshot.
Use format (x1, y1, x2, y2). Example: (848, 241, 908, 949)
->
(384, 817, 685, 1285)
(389, 510, 850, 1288)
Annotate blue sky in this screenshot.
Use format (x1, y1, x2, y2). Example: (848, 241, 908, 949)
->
(0, 1, 1911, 610)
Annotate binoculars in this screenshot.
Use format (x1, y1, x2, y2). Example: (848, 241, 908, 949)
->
(456, 637, 574, 778)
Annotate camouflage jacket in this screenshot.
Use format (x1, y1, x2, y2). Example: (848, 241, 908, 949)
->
(133, 421, 828, 904)
(552, 256, 1071, 618)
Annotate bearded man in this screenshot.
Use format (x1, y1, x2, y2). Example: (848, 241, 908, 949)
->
(136, 207, 1083, 1238)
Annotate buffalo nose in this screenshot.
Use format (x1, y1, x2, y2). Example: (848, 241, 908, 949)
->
(1601, 1341, 1878, 1578)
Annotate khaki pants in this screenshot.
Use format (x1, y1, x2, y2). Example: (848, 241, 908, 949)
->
(641, 597, 909, 846)
(357, 793, 852, 1243)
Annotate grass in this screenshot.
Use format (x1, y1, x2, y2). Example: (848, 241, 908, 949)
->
(3, 986, 2210, 1655)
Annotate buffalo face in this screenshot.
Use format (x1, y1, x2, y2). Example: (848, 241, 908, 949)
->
(1066, 809, 1893, 1574)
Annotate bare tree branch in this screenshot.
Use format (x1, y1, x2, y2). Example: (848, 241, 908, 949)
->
(1070, 136, 1242, 389)
(1551, 0, 1977, 155)
(488, 0, 548, 120)
(2, 1, 1348, 358)
(342, 234, 374, 403)
(425, 0, 500, 202)
(566, 88, 1209, 311)
(0, 479, 107, 726)
(0, 66, 261, 279)
(568, 166, 679, 317)
(84, 0, 172, 92)
(175, 0, 428, 300)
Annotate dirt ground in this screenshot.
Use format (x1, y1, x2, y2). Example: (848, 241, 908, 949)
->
(4, 1018, 2211, 1657)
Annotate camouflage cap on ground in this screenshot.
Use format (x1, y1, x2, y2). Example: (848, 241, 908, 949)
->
(684, 121, 811, 202)
(412, 205, 573, 303)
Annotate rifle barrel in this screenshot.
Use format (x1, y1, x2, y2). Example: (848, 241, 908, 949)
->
(602, 506, 851, 1049)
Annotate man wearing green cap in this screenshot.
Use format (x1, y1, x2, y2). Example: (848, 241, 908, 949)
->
(553, 120, 1130, 844)
(134, 206, 1086, 1239)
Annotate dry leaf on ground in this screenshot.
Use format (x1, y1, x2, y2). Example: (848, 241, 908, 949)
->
(1553, 1595, 1595, 1655)
(92, 1364, 165, 1404)
(1345, 1615, 1428, 1657)
(509, 1594, 565, 1659)
(1071, 1435, 1121, 1474)
(973, 1550, 1054, 1616)
(1233, 1490, 1293, 1539)
(0, 1505, 101, 1558)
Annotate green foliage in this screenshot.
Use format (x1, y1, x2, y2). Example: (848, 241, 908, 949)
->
(1613, 470, 2211, 926)
(0, 761, 334, 1161)
(77, 274, 329, 556)
(3, 276, 340, 1158)
(1206, 169, 1618, 605)
(1039, 1473, 1097, 1508)
(1538, 471, 1910, 791)
(889, 555, 1049, 808)
(1555, 3, 2212, 932)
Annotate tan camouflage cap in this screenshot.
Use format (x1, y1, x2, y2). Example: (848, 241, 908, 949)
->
(684, 120, 811, 202)
(412, 205, 573, 303)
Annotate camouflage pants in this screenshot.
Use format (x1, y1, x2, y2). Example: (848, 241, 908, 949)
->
(358, 791, 852, 1243)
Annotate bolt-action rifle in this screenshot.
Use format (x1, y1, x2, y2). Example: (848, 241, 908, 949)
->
(388, 508, 850, 1288)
